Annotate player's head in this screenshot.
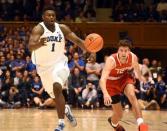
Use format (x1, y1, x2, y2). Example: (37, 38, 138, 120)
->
(42, 5, 56, 26)
(117, 39, 132, 60)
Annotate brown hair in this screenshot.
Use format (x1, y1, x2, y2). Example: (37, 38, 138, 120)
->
(117, 39, 132, 49)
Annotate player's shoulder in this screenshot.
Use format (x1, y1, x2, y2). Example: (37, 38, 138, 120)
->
(59, 24, 68, 29)
(130, 52, 137, 58)
(59, 24, 71, 36)
(111, 53, 117, 57)
(104, 55, 116, 69)
(130, 52, 138, 63)
(130, 52, 136, 56)
(32, 23, 44, 35)
(106, 55, 116, 64)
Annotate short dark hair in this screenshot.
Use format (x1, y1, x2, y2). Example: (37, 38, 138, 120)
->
(42, 5, 55, 14)
(117, 39, 132, 49)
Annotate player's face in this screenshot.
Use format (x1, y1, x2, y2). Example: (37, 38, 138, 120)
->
(118, 46, 130, 61)
(43, 10, 56, 25)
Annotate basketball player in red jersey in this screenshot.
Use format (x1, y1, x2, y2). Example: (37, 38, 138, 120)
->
(100, 40, 148, 131)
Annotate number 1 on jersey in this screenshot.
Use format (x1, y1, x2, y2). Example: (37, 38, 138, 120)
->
(51, 43, 55, 52)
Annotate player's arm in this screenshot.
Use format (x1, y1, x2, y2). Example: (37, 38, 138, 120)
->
(100, 57, 115, 95)
(28, 24, 45, 51)
(100, 57, 115, 105)
(59, 24, 86, 51)
(132, 54, 145, 83)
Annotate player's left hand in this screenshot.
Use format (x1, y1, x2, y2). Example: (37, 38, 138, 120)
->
(104, 93, 112, 106)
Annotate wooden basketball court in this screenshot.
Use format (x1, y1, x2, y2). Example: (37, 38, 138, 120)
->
(0, 108, 166, 131)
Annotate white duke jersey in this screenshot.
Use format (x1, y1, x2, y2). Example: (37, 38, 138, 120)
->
(31, 22, 66, 66)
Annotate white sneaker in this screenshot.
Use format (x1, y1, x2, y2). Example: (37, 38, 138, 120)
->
(54, 123, 65, 131)
(65, 105, 77, 127)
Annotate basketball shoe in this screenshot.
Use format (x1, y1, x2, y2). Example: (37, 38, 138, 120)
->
(65, 104, 77, 127)
(108, 117, 125, 131)
(139, 123, 148, 131)
(54, 123, 65, 131)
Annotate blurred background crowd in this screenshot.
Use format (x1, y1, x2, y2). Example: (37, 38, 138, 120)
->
(0, 0, 167, 22)
(0, 25, 167, 110)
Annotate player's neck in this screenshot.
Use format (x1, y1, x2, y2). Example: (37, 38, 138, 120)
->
(44, 22, 55, 32)
(120, 59, 127, 64)
(118, 56, 127, 64)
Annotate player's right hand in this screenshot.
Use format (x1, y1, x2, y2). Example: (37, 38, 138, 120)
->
(104, 93, 112, 106)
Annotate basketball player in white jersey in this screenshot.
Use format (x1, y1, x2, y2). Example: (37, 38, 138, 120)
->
(29, 6, 86, 131)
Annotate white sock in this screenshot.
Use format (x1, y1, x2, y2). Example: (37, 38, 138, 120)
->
(111, 122, 119, 128)
(58, 119, 64, 124)
(137, 118, 144, 126)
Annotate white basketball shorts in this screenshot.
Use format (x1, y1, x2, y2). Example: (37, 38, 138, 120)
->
(36, 57, 69, 98)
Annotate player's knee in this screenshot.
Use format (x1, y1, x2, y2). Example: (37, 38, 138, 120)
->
(128, 93, 137, 103)
(53, 82, 62, 95)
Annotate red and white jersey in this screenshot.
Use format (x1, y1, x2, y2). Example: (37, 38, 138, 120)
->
(31, 22, 66, 66)
(107, 52, 134, 80)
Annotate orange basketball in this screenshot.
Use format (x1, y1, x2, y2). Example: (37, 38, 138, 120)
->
(84, 33, 103, 53)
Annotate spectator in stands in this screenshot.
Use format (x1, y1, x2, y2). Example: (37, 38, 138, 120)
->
(1, 70, 13, 92)
(25, 55, 36, 72)
(0, 85, 21, 108)
(10, 53, 26, 72)
(150, 59, 159, 82)
(78, 82, 97, 108)
(30, 69, 39, 79)
(17, 70, 32, 107)
(140, 72, 155, 101)
(155, 74, 167, 107)
(68, 52, 85, 74)
(140, 58, 152, 78)
(0, 56, 8, 72)
(86, 54, 101, 88)
(157, 61, 163, 74)
(68, 67, 86, 106)
(156, 0, 167, 22)
(31, 76, 55, 109)
(13, 70, 23, 86)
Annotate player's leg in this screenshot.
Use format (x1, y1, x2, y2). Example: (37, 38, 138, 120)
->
(36, 67, 66, 131)
(124, 84, 148, 131)
(53, 82, 66, 131)
(108, 95, 125, 131)
(53, 61, 77, 130)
